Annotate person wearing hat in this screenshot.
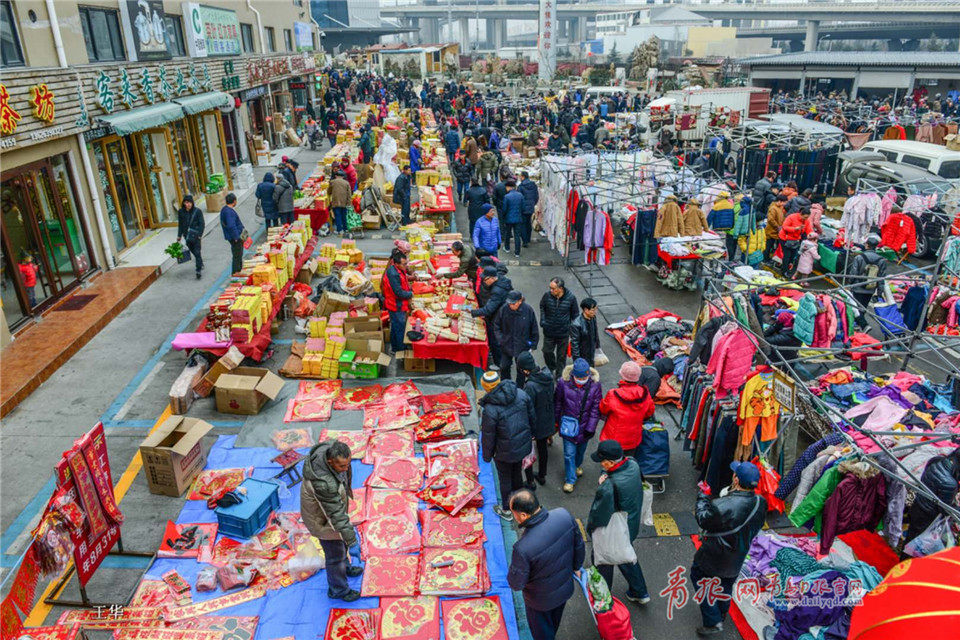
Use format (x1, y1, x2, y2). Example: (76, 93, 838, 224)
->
(517, 351, 555, 487)
(586, 440, 651, 605)
(846, 233, 887, 331)
(494, 290, 539, 386)
(472, 264, 512, 367)
(692, 461, 767, 635)
(382, 248, 413, 355)
(272, 168, 295, 226)
(764, 193, 787, 263)
(409, 139, 422, 179)
(329, 170, 352, 236)
(639, 356, 675, 400)
(176, 194, 205, 280)
(507, 488, 584, 640)
(502, 180, 525, 257)
(449, 240, 478, 287)
(472, 203, 502, 256)
(339, 157, 357, 191)
(599, 361, 655, 457)
(255, 173, 279, 229)
(555, 357, 602, 493)
(479, 371, 535, 521)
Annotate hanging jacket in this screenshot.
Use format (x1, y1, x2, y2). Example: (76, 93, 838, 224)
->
(793, 293, 818, 345)
(598, 382, 655, 451)
(708, 198, 735, 231)
(906, 451, 960, 541)
(880, 213, 917, 254)
(818, 461, 888, 554)
(706, 327, 756, 398)
(900, 285, 928, 331)
(554, 365, 602, 445)
(654, 197, 683, 238)
(682, 203, 709, 236)
(789, 464, 842, 532)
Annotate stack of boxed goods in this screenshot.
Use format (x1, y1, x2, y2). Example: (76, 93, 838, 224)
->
(368, 257, 389, 292)
(232, 163, 256, 191)
(253, 135, 271, 166)
(230, 286, 266, 343)
(293, 174, 328, 212)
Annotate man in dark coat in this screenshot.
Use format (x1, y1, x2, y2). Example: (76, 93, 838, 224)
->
(752, 171, 777, 220)
(393, 165, 413, 225)
(587, 440, 651, 605)
(465, 179, 490, 236)
(539, 277, 578, 378)
(472, 266, 513, 367)
(255, 173, 279, 228)
(494, 290, 539, 386)
(301, 440, 364, 602)
(518, 171, 540, 247)
(449, 241, 478, 287)
(480, 372, 535, 520)
(638, 356, 675, 399)
(508, 489, 584, 640)
(502, 180, 525, 257)
(692, 461, 767, 635)
(570, 297, 600, 367)
(846, 234, 887, 330)
(518, 351, 555, 487)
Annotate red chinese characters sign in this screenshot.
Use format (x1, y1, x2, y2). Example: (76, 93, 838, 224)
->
(54, 422, 123, 586)
(0, 83, 22, 135)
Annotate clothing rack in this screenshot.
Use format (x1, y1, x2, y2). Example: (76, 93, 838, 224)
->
(696, 277, 960, 523)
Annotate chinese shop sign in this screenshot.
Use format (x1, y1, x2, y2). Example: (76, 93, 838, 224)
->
(222, 60, 240, 91)
(93, 63, 212, 114)
(183, 2, 242, 58)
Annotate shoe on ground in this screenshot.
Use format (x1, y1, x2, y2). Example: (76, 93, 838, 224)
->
(524, 481, 537, 491)
(696, 624, 723, 636)
(562, 483, 575, 493)
(489, 364, 500, 372)
(576, 467, 583, 477)
(523, 243, 530, 248)
(332, 589, 361, 602)
(535, 475, 546, 486)
(195, 272, 202, 279)
(493, 505, 514, 521)
(626, 591, 651, 605)
(346, 565, 364, 577)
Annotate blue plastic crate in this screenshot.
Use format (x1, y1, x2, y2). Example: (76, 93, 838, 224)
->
(215, 478, 280, 538)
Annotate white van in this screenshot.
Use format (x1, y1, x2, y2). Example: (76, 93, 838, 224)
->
(859, 140, 960, 180)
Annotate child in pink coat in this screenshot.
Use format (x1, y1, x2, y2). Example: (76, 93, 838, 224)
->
(795, 232, 820, 282)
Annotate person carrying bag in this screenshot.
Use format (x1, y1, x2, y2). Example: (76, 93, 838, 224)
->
(176, 195, 205, 279)
(555, 358, 602, 494)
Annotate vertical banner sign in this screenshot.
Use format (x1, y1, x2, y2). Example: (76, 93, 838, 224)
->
(53, 422, 123, 586)
(182, 3, 207, 58)
(119, 0, 172, 62)
(538, 0, 557, 82)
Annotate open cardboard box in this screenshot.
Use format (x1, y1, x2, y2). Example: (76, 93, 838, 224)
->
(214, 366, 284, 415)
(194, 345, 244, 398)
(139, 416, 214, 496)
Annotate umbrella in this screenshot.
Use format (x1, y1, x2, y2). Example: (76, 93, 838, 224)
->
(848, 545, 960, 639)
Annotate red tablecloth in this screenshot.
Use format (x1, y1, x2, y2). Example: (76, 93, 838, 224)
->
(295, 205, 329, 230)
(195, 236, 319, 362)
(657, 245, 699, 270)
(411, 337, 488, 370)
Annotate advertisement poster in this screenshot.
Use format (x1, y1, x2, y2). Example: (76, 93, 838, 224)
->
(120, 0, 172, 61)
(183, 2, 241, 57)
(294, 22, 313, 52)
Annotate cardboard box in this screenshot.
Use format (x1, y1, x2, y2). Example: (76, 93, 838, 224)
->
(404, 357, 436, 372)
(339, 347, 391, 379)
(362, 212, 381, 229)
(315, 290, 352, 317)
(214, 366, 284, 415)
(169, 362, 207, 414)
(194, 345, 244, 398)
(139, 416, 214, 496)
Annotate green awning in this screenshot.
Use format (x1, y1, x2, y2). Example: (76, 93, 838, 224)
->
(173, 92, 231, 115)
(98, 103, 185, 136)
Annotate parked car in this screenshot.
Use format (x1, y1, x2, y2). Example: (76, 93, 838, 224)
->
(859, 140, 960, 180)
(836, 154, 959, 258)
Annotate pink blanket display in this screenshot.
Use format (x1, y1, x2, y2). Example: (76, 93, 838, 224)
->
(172, 332, 232, 351)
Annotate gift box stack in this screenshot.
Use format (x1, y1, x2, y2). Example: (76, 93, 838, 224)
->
(229, 286, 267, 344)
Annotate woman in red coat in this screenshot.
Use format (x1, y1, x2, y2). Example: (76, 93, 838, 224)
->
(598, 361, 655, 456)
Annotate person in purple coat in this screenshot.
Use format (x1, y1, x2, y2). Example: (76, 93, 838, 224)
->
(554, 358, 602, 493)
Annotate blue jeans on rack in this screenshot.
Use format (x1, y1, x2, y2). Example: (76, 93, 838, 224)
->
(563, 439, 588, 485)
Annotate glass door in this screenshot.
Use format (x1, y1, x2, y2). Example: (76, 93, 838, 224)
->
(136, 129, 181, 225)
(100, 137, 146, 248)
(170, 120, 201, 197)
(24, 164, 82, 293)
(0, 239, 28, 327)
(1, 172, 58, 313)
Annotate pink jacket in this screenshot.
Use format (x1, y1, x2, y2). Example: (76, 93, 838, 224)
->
(811, 296, 837, 348)
(706, 328, 757, 398)
(808, 203, 824, 235)
(944, 295, 959, 327)
(796, 239, 820, 275)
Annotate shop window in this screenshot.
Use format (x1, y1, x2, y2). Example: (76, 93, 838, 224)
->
(265, 26, 276, 53)
(79, 6, 125, 62)
(241, 23, 255, 53)
(164, 14, 186, 57)
(284, 28, 293, 52)
(0, 0, 24, 67)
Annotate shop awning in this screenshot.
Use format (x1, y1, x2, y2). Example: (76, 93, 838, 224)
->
(97, 103, 184, 136)
(173, 92, 231, 115)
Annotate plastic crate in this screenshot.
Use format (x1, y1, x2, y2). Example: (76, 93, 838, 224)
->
(215, 478, 280, 538)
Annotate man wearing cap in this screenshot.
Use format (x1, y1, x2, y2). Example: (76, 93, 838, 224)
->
(517, 352, 555, 487)
(846, 234, 887, 331)
(494, 291, 539, 386)
(507, 489, 584, 640)
(382, 248, 413, 356)
(586, 441, 651, 605)
(472, 265, 512, 368)
(472, 203, 502, 256)
(479, 371, 535, 521)
(692, 461, 767, 636)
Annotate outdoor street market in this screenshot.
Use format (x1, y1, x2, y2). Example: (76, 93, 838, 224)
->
(2, 34, 960, 640)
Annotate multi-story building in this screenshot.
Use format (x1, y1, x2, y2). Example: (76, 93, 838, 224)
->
(0, 0, 325, 335)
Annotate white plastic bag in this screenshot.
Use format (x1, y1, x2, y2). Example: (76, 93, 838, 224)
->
(592, 512, 637, 566)
(594, 349, 610, 367)
(374, 134, 400, 185)
(904, 515, 953, 558)
(641, 482, 654, 527)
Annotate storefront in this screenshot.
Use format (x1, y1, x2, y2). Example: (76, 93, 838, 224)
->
(1, 155, 97, 326)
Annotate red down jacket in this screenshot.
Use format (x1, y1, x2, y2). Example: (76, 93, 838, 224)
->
(599, 382, 655, 451)
(880, 213, 917, 254)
